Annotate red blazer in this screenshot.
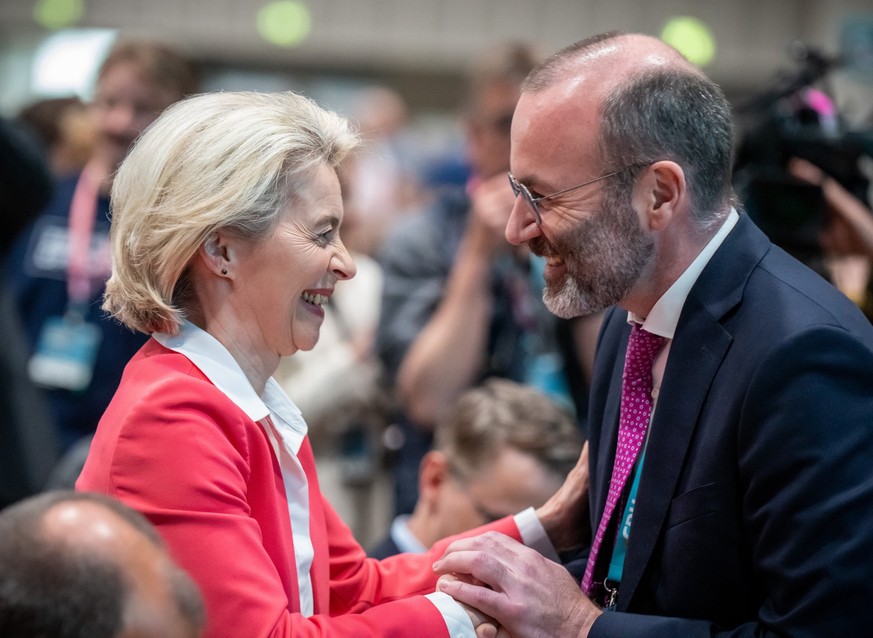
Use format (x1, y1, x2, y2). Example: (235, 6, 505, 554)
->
(78, 339, 522, 637)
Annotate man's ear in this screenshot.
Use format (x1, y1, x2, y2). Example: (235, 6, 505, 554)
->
(418, 451, 449, 506)
(198, 231, 232, 277)
(635, 160, 687, 231)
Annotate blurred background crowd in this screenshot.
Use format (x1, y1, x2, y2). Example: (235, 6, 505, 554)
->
(1, 0, 872, 549)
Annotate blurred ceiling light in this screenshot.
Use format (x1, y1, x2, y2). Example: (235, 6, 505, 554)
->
(33, 0, 84, 30)
(257, 1, 312, 47)
(32, 29, 117, 97)
(661, 16, 716, 67)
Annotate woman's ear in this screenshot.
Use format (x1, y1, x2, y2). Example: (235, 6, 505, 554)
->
(635, 160, 687, 231)
(199, 232, 231, 277)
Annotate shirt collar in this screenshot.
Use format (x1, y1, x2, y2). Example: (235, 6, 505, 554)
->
(629, 207, 739, 337)
(390, 515, 428, 554)
(153, 321, 304, 433)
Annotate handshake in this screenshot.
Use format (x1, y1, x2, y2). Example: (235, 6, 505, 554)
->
(431, 444, 602, 638)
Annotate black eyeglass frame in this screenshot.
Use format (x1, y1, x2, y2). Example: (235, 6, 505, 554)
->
(508, 162, 651, 225)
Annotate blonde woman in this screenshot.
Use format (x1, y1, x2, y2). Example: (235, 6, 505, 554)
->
(78, 91, 587, 638)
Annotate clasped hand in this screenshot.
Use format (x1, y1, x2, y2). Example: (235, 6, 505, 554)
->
(432, 444, 602, 637)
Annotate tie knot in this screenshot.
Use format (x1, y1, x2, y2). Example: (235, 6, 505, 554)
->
(625, 324, 665, 378)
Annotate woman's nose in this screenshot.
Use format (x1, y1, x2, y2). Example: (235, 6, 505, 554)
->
(333, 243, 357, 280)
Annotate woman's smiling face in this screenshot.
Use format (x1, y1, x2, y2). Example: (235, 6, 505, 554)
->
(232, 162, 356, 357)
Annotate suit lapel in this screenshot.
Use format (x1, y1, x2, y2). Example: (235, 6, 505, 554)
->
(615, 213, 769, 608)
(590, 323, 629, 525)
(617, 301, 732, 606)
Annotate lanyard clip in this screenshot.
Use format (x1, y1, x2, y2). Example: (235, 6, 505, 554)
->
(603, 580, 620, 611)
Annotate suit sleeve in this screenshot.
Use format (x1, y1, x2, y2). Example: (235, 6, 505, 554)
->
(590, 326, 873, 637)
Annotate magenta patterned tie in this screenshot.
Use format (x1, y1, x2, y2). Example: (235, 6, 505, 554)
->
(582, 323, 666, 599)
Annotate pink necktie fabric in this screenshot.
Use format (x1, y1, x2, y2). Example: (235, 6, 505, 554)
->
(582, 324, 666, 599)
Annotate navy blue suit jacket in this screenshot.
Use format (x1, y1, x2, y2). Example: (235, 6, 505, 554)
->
(587, 213, 873, 636)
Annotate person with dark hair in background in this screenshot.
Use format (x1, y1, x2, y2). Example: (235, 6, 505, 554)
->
(16, 96, 94, 177)
(4, 39, 197, 452)
(434, 32, 873, 637)
(0, 118, 54, 252)
(369, 378, 584, 558)
(0, 116, 60, 508)
(376, 42, 596, 516)
(0, 490, 205, 638)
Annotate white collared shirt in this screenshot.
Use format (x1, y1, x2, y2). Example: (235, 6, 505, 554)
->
(154, 322, 317, 615)
(389, 515, 429, 554)
(628, 208, 739, 404)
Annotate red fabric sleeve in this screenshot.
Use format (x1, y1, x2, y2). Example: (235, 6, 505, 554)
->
(78, 348, 523, 638)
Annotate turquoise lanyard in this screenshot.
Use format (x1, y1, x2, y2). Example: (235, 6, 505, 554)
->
(607, 447, 646, 585)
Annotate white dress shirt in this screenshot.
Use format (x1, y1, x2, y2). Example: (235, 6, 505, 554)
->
(628, 208, 739, 405)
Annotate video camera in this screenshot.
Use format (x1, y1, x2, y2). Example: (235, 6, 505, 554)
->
(733, 42, 872, 266)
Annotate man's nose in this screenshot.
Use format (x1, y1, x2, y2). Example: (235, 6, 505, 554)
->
(505, 196, 540, 245)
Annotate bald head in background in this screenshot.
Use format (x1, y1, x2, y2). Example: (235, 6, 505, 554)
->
(0, 491, 204, 638)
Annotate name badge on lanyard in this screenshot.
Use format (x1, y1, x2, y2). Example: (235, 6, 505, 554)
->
(29, 164, 104, 392)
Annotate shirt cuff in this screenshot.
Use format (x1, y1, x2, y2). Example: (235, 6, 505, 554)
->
(425, 592, 476, 638)
(514, 507, 560, 562)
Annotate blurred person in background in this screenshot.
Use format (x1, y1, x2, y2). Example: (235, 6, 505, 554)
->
(343, 85, 420, 257)
(369, 378, 584, 558)
(0, 490, 205, 638)
(4, 39, 197, 452)
(76, 90, 589, 638)
(0, 117, 59, 508)
(788, 156, 873, 319)
(733, 77, 873, 311)
(17, 96, 95, 177)
(376, 41, 597, 516)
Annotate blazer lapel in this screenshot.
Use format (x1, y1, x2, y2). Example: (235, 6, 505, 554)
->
(616, 213, 768, 608)
(617, 304, 731, 607)
(590, 324, 629, 527)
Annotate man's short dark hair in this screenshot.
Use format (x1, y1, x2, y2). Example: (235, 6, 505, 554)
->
(599, 69, 735, 226)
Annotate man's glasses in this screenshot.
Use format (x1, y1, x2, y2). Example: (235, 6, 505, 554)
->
(508, 163, 649, 225)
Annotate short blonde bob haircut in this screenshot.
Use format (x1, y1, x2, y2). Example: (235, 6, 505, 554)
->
(103, 91, 359, 335)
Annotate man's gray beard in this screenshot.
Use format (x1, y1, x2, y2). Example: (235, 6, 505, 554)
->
(538, 193, 653, 319)
(543, 273, 602, 318)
